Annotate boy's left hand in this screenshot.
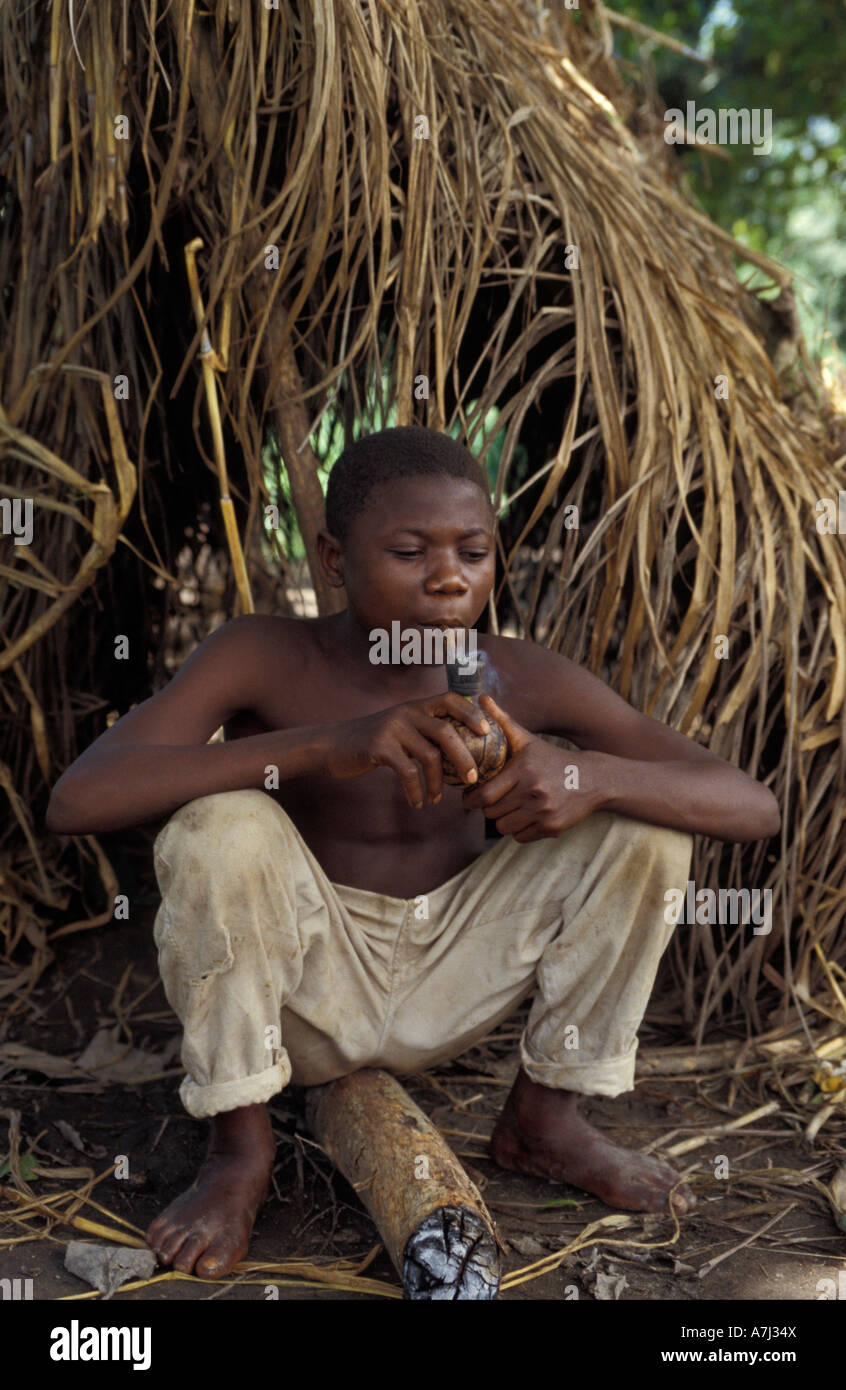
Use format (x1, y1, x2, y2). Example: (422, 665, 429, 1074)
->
(461, 694, 606, 841)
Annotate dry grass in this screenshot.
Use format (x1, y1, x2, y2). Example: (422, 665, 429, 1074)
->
(2, 1006, 844, 1298)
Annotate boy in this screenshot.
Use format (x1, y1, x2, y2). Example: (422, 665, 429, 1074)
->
(46, 426, 780, 1281)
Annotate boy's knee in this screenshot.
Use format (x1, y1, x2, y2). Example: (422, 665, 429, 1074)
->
(165, 788, 276, 836)
(155, 789, 286, 872)
(625, 819, 694, 875)
(157, 908, 235, 985)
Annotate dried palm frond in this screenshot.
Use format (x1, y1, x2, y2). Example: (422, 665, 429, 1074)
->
(0, 0, 843, 1041)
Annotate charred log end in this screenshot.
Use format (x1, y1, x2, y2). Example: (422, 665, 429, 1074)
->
(402, 1205, 500, 1301)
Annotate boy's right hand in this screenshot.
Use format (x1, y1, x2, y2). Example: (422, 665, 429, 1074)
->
(322, 693, 491, 808)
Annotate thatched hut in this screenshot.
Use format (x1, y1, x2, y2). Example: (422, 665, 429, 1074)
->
(1, 0, 844, 1057)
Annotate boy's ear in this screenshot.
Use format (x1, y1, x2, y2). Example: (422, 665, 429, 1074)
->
(316, 529, 346, 588)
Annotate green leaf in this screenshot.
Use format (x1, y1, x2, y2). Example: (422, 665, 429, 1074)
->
(0, 1153, 39, 1181)
(539, 1197, 583, 1208)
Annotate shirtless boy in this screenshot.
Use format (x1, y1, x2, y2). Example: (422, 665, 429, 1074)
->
(46, 425, 780, 1281)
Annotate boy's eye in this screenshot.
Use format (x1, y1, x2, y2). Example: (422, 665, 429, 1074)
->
(389, 548, 490, 560)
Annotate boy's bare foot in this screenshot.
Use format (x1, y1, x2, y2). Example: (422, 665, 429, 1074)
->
(490, 1066, 696, 1215)
(146, 1102, 276, 1279)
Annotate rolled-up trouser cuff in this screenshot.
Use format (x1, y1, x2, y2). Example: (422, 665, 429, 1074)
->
(520, 1034, 638, 1099)
(177, 1059, 290, 1119)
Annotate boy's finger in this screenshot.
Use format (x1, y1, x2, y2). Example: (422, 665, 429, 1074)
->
(478, 694, 530, 753)
(494, 808, 537, 836)
(430, 692, 490, 735)
(404, 730, 445, 803)
(477, 788, 525, 818)
(512, 824, 542, 843)
(418, 714, 480, 784)
(462, 763, 518, 807)
(389, 752, 427, 808)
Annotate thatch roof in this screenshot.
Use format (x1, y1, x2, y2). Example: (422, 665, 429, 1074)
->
(1, 0, 844, 1042)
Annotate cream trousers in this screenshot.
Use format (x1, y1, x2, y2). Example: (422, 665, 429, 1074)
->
(151, 789, 693, 1118)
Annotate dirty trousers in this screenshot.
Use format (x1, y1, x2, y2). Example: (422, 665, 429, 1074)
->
(151, 789, 693, 1118)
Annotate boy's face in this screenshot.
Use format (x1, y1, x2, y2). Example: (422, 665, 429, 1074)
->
(322, 475, 496, 635)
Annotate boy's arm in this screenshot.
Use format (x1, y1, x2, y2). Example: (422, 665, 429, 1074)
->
(45, 616, 328, 835)
(470, 641, 780, 843)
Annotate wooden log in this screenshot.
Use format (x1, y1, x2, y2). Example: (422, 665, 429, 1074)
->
(305, 1068, 501, 1299)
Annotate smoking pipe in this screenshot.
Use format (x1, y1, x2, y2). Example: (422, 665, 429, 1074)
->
(440, 651, 508, 785)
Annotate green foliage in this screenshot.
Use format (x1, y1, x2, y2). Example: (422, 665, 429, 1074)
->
(613, 0, 846, 358)
(0, 1152, 39, 1180)
(262, 370, 528, 560)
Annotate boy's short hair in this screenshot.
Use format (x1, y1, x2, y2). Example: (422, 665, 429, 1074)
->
(324, 426, 492, 542)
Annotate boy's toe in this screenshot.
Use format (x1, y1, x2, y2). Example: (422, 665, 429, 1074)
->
(195, 1234, 245, 1280)
(172, 1232, 210, 1274)
(669, 1182, 696, 1214)
(153, 1223, 193, 1265)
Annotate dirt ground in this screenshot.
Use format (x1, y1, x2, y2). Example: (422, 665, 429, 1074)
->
(2, 897, 845, 1304)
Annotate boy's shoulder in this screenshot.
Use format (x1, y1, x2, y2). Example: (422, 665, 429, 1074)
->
(205, 611, 318, 660)
(481, 631, 578, 683)
(203, 609, 342, 692)
(480, 633, 621, 741)
(185, 611, 319, 703)
(182, 612, 332, 733)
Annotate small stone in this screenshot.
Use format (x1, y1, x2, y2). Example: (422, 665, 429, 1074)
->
(593, 1270, 628, 1300)
(65, 1241, 157, 1297)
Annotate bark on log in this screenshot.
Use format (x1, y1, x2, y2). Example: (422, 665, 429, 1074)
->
(305, 1068, 502, 1299)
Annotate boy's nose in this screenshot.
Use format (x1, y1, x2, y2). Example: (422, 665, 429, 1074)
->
(423, 549, 470, 592)
(425, 569, 468, 594)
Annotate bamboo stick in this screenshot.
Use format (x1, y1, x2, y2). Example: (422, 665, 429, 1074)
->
(697, 1204, 796, 1278)
(0, 1183, 147, 1248)
(184, 236, 253, 617)
(662, 1101, 781, 1157)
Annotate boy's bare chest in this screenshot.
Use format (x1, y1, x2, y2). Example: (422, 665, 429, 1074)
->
(223, 639, 457, 817)
(229, 623, 533, 738)
(219, 629, 514, 875)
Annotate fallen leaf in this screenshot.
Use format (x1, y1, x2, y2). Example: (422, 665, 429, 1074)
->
(56, 1119, 86, 1152)
(507, 1235, 548, 1257)
(0, 1043, 78, 1080)
(75, 1027, 179, 1083)
(830, 1161, 846, 1213)
(0, 1153, 39, 1181)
